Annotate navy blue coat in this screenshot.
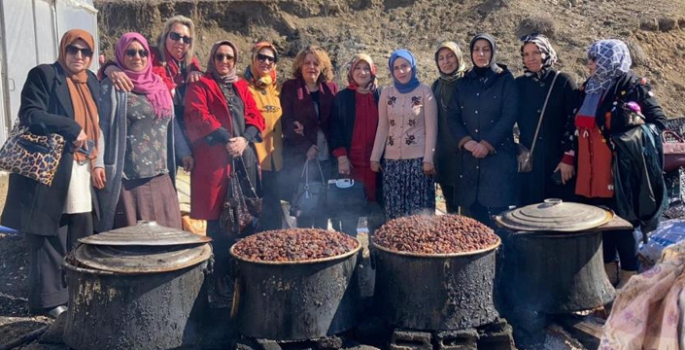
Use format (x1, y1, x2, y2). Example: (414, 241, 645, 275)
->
(447, 64, 519, 208)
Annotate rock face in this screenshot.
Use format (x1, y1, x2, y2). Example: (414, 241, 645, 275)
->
(95, 0, 685, 116)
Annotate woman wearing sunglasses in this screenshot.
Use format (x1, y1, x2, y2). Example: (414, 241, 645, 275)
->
(103, 15, 199, 174)
(244, 42, 284, 231)
(96, 33, 189, 232)
(184, 40, 265, 298)
(1, 29, 103, 318)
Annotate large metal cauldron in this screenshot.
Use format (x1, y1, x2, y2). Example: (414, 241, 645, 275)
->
(372, 239, 501, 331)
(495, 199, 624, 313)
(63, 221, 212, 350)
(230, 242, 362, 340)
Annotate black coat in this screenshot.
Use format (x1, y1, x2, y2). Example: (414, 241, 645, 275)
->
(516, 70, 578, 205)
(578, 71, 667, 135)
(1, 63, 100, 236)
(447, 64, 519, 207)
(329, 88, 381, 154)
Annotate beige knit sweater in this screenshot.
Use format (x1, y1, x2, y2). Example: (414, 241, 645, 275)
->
(370, 84, 438, 163)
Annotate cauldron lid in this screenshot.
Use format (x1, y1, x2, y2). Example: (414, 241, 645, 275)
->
(72, 243, 212, 273)
(495, 199, 614, 232)
(79, 221, 211, 246)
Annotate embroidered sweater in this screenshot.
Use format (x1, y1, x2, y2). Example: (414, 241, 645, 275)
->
(371, 84, 437, 163)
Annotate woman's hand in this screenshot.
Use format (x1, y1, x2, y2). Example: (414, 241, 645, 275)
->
(306, 145, 319, 160)
(337, 156, 352, 176)
(73, 130, 87, 149)
(226, 137, 248, 157)
(187, 71, 202, 83)
(471, 143, 489, 159)
(92, 167, 106, 189)
(423, 162, 435, 175)
(294, 121, 305, 136)
(182, 155, 194, 172)
(106, 66, 134, 92)
(554, 162, 575, 184)
(370, 161, 382, 173)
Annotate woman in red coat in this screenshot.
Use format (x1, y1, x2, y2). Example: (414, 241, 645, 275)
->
(184, 40, 265, 300)
(280, 45, 339, 228)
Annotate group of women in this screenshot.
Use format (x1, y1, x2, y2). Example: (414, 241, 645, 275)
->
(0, 13, 668, 318)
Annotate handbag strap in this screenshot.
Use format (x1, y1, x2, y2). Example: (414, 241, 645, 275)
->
(529, 71, 560, 155)
(299, 158, 326, 187)
(236, 156, 258, 197)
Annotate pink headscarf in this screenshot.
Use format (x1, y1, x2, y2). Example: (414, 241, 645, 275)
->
(114, 32, 173, 119)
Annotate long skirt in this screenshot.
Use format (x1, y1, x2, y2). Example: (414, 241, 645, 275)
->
(382, 158, 435, 220)
(113, 174, 182, 229)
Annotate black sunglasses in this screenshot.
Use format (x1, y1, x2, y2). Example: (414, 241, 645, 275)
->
(168, 31, 192, 45)
(214, 53, 235, 62)
(66, 45, 93, 57)
(257, 53, 277, 63)
(125, 49, 149, 58)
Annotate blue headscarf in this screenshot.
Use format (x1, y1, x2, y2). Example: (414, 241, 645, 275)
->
(585, 39, 632, 94)
(389, 49, 420, 93)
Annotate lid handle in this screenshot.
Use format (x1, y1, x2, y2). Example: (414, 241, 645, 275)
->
(542, 198, 563, 208)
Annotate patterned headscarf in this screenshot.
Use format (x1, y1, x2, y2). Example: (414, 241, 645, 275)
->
(585, 39, 632, 94)
(207, 40, 239, 85)
(114, 32, 173, 119)
(520, 33, 558, 79)
(434, 41, 466, 81)
(389, 49, 420, 93)
(244, 41, 278, 89)
(347, 53, 377, 93)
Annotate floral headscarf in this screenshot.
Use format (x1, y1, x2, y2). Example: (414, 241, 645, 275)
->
(520, 33, 558, 79)
(244, 41, 278, 89)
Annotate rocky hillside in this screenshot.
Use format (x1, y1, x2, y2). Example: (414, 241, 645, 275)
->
(95, 0, 685, 116)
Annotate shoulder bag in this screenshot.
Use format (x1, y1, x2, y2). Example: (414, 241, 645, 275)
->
(518, 71, 560, 173)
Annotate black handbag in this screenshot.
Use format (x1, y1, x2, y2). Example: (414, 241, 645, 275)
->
(235, 156, 262, 216)
(290, 159, 327, 218)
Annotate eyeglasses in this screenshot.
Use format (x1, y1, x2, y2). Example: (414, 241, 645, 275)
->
(257, 53, 277, 63)
(214, 53, 235, 62)
(66, 45, 93, 57)
(168, 32, 192, 45)
(125, 49, 149, 58)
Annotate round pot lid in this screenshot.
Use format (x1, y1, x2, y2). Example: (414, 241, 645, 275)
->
(495, 198, 614, 232)
(72, 243, 212, 274)
(79, 221, 211, 246)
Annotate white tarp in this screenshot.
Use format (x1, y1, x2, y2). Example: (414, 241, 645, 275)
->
(0, 0, 99, 144)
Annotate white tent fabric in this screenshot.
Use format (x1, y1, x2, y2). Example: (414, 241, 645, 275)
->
(0, 0, 99, 145)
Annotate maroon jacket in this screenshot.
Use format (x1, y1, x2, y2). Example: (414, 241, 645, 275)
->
(280, 78, 339, 158)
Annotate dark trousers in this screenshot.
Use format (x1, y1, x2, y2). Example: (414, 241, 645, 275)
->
(462, 201, 508, 230)
(440, 184, 459, 214)
(206, 220, 235, 279)
(26, 213, 92, 310)
(603, 229, 639, 271)
(257, 170, 283, 232)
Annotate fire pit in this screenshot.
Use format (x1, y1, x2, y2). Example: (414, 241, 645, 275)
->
(230, 229, 362, 341)
(62, 221, 212, 350)
(372, 214, 501, 331)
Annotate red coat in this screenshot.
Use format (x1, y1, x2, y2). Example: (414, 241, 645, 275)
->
(184, 74, 265, 220)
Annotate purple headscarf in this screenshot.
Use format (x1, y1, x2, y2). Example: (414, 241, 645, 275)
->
(114, 32, 173, 119)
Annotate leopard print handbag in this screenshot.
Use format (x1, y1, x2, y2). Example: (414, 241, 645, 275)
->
(0, 121, 65, 186)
